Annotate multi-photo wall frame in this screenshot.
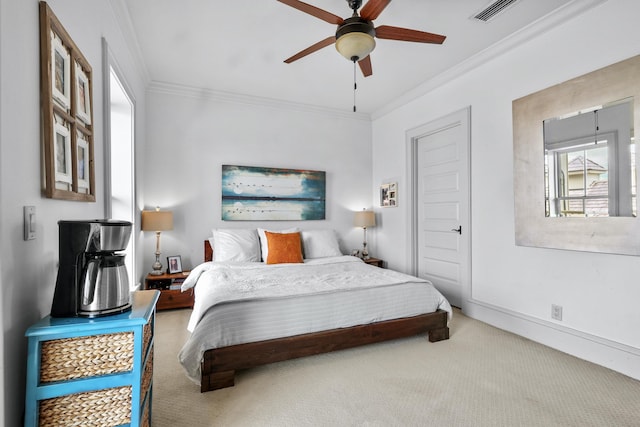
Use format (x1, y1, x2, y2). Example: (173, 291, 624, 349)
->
(40, 2, 95, 201)
(380, 182, 397, 207)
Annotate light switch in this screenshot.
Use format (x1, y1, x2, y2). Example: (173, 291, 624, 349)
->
(24, 206, 36, 240)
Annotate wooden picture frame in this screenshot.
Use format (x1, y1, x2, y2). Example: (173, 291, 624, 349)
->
(167, 256, 182, 274)
(40, 2, 95, 201)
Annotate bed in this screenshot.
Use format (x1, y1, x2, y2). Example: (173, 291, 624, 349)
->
(178, 228, 452, 392)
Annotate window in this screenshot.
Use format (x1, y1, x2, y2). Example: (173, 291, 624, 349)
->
(103, 39, 136, 288)
(545, 137, 611, 217)
(544, 99, 635, 217)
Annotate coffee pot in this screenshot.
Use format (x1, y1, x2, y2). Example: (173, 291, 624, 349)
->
(51, 220, 132, 318)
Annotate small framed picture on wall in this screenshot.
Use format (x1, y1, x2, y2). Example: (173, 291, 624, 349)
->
(167, 255, 182, 274)
(53, 121, 72, 187)
(75, 62, 92, 125)
(50, 33, 70, 110)
(380, 182, 397, 207)
(76, 130, 91, 193)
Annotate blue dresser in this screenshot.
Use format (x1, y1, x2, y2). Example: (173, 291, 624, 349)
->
(24, 290, 160, 427)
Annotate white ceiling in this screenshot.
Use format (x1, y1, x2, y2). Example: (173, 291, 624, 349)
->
(123, 0, 576, 114)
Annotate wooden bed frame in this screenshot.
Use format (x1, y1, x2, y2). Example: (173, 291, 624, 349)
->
(199, 240, 450, 393)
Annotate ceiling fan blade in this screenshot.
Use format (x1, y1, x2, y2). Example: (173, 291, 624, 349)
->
(360, 0, 391, 21)
(284, 36, 336, 63)
(358, 55, 373, 77)
(375, 25, 446, 44)
(277, 0, 344, 25)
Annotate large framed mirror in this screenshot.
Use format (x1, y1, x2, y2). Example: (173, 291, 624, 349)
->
(513, 55, 640, 255)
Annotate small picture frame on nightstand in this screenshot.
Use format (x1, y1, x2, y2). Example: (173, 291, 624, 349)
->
(167, 255, 182, 274)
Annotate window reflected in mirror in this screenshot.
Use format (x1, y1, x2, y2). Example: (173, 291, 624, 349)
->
(544, 98, 635, 217)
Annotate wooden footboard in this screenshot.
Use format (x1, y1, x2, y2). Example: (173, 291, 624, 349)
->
(200, 309, 449, 392)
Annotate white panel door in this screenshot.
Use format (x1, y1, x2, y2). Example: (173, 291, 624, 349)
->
(415, 109, 470, 307)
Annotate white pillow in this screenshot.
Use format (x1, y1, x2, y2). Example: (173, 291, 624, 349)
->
(211, 229, 261, 262)
(301, 229, 342, 259)
(257, 227, 299, 262)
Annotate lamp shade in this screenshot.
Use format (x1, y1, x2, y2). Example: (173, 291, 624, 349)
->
(335, 32, 376, 61)
(141, 210, 173, 232)
(354, 210, 376, 228)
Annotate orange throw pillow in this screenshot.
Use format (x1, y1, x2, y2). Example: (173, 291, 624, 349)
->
(265, 231, 303, 264)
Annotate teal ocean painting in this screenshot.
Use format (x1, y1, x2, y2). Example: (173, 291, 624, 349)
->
(221, 165, 326, 220)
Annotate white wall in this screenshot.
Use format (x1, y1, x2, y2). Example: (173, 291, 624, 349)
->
(0, 1, 147, 425)
(142, 87, 373, 273)
(372, 0, 640, 380)
(3, 2, 637, 425)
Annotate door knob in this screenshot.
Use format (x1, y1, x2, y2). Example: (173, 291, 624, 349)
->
(451, 226, 462, 234)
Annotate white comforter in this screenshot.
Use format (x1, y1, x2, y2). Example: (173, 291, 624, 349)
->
(178, 256, 452, 384)
(182, 256, 451, 332)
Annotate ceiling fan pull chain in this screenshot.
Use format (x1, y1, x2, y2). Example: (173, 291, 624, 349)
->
(353, 59, 357, 112)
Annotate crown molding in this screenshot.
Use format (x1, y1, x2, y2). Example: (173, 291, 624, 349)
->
(147, 81, 371, 121)
(107, 0, 150, 85)
(371, 0, 608, 120)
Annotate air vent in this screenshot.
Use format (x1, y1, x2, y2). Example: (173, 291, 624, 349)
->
(472, 0, 521, 22)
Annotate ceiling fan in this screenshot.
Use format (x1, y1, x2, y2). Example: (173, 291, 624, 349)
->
(278, 0, 446, 77)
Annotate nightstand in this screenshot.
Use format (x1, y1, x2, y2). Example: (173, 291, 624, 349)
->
(24, 290, 159, 427)
(144, 271, 193, 310)
(364, 257, 384, 268)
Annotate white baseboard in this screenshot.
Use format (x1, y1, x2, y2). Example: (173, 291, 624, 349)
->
(463, 299, 640, 381)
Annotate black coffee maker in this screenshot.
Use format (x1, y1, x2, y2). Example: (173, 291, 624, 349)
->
(51, 220, 132, 318)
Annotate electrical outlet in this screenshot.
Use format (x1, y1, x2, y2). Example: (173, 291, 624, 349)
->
(551, 304, 563, 321)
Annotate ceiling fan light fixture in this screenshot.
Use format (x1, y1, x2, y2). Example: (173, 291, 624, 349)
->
(335, 16, 376, 61)
(336, 32, 375, 61)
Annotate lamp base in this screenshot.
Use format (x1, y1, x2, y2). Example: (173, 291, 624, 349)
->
(150, 253, 163, 275)
(362, 242, 370, 260)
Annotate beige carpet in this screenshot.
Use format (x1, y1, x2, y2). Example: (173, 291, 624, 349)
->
(151, 308, 640, 426)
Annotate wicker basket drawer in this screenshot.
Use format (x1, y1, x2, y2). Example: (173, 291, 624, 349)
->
(141, 396, 150, 427)
(40, 332, 134, 383)
(38, 386, 132, 426)
(142, 318, 153, 360)
(140, 347, 153, 404)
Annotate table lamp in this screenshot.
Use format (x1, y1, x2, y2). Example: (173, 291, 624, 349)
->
(141, 207, 173, 275)
(354, 209, 375, 259)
